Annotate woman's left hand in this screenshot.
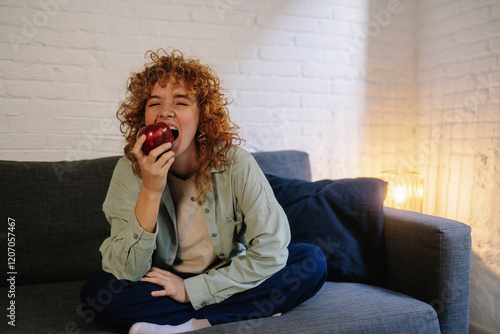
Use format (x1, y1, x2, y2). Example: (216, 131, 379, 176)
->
(141, 267, 190, 303)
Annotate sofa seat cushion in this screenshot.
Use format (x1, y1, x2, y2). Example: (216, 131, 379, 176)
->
(1, 280, 121, 334)
(199, 282, 441, 334)
(2, 281, 440, 334)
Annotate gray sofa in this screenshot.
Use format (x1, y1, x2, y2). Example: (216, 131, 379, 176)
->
(0, 150, 471, 334)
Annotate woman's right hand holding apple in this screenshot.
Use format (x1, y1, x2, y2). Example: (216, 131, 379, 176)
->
(132, 134, 175, 233)
(133, 134, 175, 193)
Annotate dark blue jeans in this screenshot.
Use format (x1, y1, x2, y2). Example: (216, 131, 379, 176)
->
(80, 243, 327, 330)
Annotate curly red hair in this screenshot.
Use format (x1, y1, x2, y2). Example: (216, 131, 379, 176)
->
(116, 49, 242, 201)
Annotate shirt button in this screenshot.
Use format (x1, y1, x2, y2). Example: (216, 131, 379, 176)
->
(211, 233, 217, 238)
(133, 233, 139, 239)
(204, 208, 210, 213)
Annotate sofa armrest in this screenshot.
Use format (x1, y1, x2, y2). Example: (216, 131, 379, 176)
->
(383, 207, 471, 334)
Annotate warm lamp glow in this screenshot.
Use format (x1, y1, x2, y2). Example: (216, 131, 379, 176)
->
(392, 185, 406, 204)
(380, 170, 424, 212)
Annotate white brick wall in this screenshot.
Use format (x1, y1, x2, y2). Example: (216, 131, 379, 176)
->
(0, 0, 375, 182)
(416, 1, 500, 332)
(1, 0, 499, 332)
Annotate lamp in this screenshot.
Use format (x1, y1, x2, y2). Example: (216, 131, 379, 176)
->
(380, 170, 424, 212)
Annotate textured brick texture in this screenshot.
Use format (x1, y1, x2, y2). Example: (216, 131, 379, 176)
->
(0, 0, 498, 332)
(415, 1, 500, 332)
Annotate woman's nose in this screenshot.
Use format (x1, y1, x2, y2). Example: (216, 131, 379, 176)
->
(158, 106, 174, 120)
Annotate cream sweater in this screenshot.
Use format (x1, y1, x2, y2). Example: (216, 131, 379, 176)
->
(168, 174, 217, 274)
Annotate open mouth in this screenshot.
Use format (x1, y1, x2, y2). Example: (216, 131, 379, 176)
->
(169, 125, 179, 141)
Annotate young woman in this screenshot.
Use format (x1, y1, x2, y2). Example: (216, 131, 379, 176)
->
(80, 49, 327, 334)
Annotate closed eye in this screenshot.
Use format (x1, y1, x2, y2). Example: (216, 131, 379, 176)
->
(148, 103, 160, 107)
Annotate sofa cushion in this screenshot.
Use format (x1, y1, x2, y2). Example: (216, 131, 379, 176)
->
(203, 282, 440, 334)
(0, 156, 121, 286)
(266, 175, 388, 286)
(0, 281, 119, 334)
(213, 282, 440, 334)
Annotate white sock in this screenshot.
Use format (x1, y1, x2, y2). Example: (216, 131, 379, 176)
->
(129, 318, 211, 334)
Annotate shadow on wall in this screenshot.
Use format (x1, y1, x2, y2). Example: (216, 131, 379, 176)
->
(469, 251, 500, 334)
(360, 0, 418, 179)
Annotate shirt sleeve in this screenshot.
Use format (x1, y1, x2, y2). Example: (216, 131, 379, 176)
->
(99, 157, 158, 281)
(184, 148, 291, 309)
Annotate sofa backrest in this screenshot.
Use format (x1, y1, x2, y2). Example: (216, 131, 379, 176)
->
(252, 150, 311, 181)
(0, 156, 121, 286)
(0, 150, 311, 285)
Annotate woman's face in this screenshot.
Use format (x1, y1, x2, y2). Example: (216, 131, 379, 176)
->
(144, 80, 200, 167)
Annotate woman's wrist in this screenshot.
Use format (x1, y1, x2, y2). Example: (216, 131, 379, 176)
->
(139, 185, 163, 201)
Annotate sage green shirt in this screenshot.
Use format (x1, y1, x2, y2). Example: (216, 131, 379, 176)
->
(99, 146, 291, 310)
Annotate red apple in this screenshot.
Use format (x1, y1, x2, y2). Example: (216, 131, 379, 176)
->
(137, 122, 175, 155)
